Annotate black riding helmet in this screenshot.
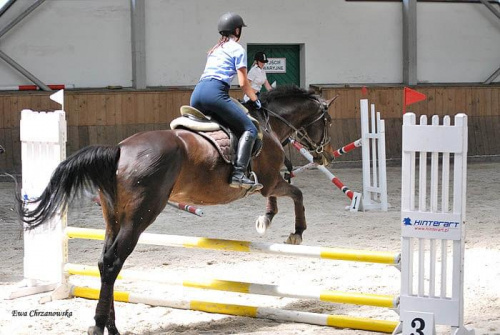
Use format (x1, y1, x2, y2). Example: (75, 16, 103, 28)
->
(218, 12, 246, 38)
(254, 51, 269, 63)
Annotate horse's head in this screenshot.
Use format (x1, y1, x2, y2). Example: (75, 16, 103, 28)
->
(294, 95, 337, 165)
(261, 86, 336, 166)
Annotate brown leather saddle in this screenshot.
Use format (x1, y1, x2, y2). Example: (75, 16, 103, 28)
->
(169, 99, 263, 164)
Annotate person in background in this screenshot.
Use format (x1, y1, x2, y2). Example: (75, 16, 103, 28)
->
(244, 51, 273, 102)
(190, 12, 263, 191)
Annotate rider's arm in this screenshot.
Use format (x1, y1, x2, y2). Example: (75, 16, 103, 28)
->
(237, 67, 258, 102)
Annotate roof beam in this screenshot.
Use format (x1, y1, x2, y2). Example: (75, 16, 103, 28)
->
(478, 0, 500, 84)
(478, 0, 500, 20)
(0, 0, 50, 91)
(0, 49, 50, 90)
(0, 0, 46, 39)
(484, 65, 500, 84)
(0, 0, 16, 18)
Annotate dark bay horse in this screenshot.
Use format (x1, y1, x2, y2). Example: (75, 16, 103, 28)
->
(17, 85, 336, 335)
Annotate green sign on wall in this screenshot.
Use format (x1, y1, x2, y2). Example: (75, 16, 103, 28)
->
(247, 44, 301, 90)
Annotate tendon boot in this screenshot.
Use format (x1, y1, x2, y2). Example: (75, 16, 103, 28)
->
(230, 131, 263, 191)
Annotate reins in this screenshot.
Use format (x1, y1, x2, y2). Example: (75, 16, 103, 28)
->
(261, 97, 331, 155)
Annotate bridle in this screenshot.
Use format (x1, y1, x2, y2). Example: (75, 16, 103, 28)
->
(263, 98, 331, 155)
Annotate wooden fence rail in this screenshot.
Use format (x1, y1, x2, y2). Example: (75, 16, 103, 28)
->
(1, 85, 499, 174)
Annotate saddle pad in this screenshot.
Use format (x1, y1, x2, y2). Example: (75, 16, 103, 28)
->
(198, 130, 233, 164)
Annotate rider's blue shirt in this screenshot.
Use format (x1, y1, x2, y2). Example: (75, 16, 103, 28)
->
(200, 39, 247, 86)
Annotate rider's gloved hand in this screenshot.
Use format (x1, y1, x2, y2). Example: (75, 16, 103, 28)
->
(253, 99, 262, 110)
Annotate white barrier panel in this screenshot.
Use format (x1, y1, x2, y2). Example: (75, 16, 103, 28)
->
(394, 113, 473, 335)
(9, 110, 67, 299)
(360, 99, 389, 211)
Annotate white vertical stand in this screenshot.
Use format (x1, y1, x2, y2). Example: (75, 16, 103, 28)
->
(8, 109, 67, 299)
(360, 99, 389, 211)
(393, 113, 474, 335)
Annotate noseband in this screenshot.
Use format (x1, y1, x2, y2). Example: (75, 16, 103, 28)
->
(265, 98, 331, 155)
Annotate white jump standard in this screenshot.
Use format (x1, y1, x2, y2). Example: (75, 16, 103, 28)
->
(393, 113, 474, 335)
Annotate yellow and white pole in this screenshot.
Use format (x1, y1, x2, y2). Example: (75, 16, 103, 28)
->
(66, 227, 400, 265)
(65, 263, 399, 308)
(71, 286, 398, 333)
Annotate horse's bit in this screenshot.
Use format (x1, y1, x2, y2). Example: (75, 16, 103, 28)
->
(263, 98, 331, 155)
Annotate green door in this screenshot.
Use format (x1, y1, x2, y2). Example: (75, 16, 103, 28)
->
(247, 44, 301, 90)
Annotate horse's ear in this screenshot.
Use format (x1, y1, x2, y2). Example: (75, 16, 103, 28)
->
(326, 95, 339, 109)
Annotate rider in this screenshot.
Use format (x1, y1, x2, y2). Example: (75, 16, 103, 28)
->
(190, 12, 263, 191)
(243, 51, 273, 102)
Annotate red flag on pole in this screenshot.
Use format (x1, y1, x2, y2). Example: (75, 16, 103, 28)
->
(403, 87, 426, 113)
(361, 86, 368, 97)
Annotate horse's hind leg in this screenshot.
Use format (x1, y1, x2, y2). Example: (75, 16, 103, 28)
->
(89, 224, 142, 335)
(106, 300, 119, 335)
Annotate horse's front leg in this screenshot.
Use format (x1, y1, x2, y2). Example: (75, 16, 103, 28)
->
(258, 180, 306, 245)
(256, 196, 278, 235)
(284, 183, 306, 245)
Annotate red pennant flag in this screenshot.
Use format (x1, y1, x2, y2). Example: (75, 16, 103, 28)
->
(361, 86, 368, 97)
(403, 87, 426, 113)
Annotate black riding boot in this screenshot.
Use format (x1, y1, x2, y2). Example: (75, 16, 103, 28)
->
(230, 131, 263, 190)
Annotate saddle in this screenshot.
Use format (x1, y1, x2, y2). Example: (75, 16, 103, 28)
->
(169, 99, 263, 164)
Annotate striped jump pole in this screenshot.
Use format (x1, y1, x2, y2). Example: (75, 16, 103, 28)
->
(330, 139, 362, 158)
(288, 162, 316, 178)
(167, 201, 204, 216)
(65, 263, 399, 308)
(86, 195, 203, 217)
(289, 138, 363, 212)
(71, 286, 398, 333)
(287, 98, 389, 212)
(66, 227, 400, 265)
(286, 140, 361, 179)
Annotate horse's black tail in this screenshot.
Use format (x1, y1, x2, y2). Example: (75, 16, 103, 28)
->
(17, 145, 120, 230)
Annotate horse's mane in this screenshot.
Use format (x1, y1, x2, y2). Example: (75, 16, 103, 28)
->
(247, 85, 320, 123)
(260, 85, 318, 104)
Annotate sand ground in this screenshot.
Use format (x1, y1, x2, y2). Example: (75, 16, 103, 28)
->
(0, 162, 499, 335)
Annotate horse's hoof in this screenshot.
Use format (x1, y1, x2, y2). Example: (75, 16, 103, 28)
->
(285, 233, 302, 245)
(88, 326, 104, 335)
(106, 321, 121, 335)
(255, 215, 270, 235)
(107, 326, 121, 335)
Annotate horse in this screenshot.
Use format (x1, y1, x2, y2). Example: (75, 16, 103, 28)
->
(17, 85, 336, 335)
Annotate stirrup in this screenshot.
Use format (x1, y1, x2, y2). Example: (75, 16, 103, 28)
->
(230, 171, 263, 191)
(247, 172, 263, 192)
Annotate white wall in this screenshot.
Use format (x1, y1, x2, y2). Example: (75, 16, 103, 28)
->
(0, 0, 131, 88)
(0, 0, 498, 89)
(418, 3, 500, 83)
